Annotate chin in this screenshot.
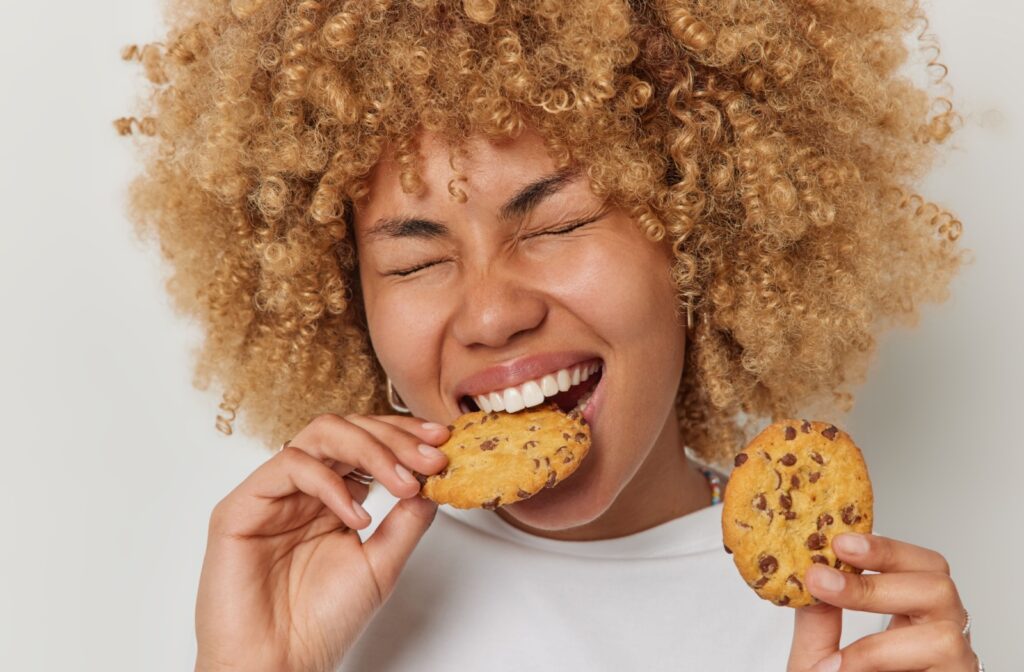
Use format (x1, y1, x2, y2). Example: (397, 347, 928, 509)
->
(500, 447, 612, 530)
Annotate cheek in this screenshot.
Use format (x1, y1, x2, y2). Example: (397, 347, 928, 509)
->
(544, 235, 683, 353)
(363, 286, 446, 389)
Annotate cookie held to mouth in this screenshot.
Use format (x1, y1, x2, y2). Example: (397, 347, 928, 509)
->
(416, 404, 591, 509)
(721, 419, 874, 607)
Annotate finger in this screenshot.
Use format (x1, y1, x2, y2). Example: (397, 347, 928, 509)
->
(788, 602, 842, 671)
(832, 533, 951, 574)
(325, 464, 372, 505)
(804, 564, 963, 622)
(822, 619, 976, 672)
(345, 415, 449, 476)
(294, 414, 427, 499)
(367, 414, 452, 445)
(228, 446, 371, 533)
(362, 495, 440, 598)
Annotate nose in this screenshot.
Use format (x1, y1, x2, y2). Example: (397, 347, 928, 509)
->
(450, 266, 548, 349)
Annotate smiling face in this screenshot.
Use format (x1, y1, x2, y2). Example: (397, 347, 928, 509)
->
(353, 128, 690, 532)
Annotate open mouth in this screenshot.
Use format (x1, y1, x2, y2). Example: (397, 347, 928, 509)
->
(459, 360, 603, 416)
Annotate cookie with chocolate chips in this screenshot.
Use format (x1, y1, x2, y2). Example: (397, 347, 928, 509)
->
(417, 403, 591, 509)
(721, 419, 873, 607)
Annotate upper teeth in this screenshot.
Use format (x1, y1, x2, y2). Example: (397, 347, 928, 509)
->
(472, 362, 602, 414)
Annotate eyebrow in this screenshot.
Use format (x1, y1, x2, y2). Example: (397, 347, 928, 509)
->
(363, 167, 580, 241)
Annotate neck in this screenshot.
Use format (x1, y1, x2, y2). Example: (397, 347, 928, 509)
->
(495, 412, 713, 541)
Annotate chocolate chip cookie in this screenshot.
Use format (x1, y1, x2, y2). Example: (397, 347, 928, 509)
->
(721, 419, 874, 607)
(417, 404, 591, 509)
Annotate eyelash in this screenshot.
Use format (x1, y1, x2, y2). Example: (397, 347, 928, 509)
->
(385, 215, 600, 277)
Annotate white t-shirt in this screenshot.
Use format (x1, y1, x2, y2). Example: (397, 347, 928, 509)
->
(342, 480, 886, 671)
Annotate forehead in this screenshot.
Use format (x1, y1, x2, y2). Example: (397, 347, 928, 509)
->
(355, 128, 563, 226)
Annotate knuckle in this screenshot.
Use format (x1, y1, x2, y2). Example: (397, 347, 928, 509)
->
(929, 572, 960, 605)
(853, 572, 874, 602)
(934, 620, 966, 655)
(932, 552, 952, 575)
(208, 496, 235, 534)
(280, 444, 307, 464)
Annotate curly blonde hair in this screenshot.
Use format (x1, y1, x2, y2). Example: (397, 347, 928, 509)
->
(116, 0, 969, 468)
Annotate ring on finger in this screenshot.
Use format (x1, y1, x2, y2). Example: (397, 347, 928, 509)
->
(279, 439, 376, 486)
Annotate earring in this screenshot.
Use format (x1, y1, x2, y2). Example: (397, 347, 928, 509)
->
(386, 377, 411, 414)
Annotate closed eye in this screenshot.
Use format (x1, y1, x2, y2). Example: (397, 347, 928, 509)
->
(384, 258, 449, 277)
(525, 210, 607, 239)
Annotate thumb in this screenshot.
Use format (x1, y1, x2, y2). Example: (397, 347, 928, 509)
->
(362, 495, 439, 598)
(787, 602, 842, 671)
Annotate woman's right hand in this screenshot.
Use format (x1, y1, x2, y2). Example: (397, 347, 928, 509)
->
(193, 413, 451, 672)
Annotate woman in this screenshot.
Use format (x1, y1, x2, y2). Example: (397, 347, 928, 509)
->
(117, 0, 978, 669)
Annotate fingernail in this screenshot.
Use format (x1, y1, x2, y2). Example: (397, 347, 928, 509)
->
(834, 533, 869, 555)
(811, 652, 841, 672)
(812, 565, 846, 592)
(395, 462, 418, 485)
(422, 422, 448, 432)
(418, 443, 445, 459)
(350, 499, 370, 522)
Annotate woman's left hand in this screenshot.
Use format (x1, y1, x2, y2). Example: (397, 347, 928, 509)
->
(786, 532, 980, 671)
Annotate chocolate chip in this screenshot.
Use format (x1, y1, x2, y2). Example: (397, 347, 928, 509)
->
(532, 458, 540, 469)
(780, 453, 797, 466)
(834, 558, 845, 569)
(841, 504, 861, 525)
(759, 554, 779, 575)
(516, 489, 531, 498)
(523, 440, 538, 449)
(528, 424, 540, 431)
(790, 474, 801, 489)
(480, 439, 497, 451)
(463, 422, 474, 429)
(806, 532, 827, 550)
(821, 425, 838, 440)
(817, 513, 834, 530)
(761, 451, 772, 461)
(734, 453, 749, 467)
(734, 519, 752, 529)
(784, 426, 796, 440)
(809, 471, 821, 483)
(783, 510, 797, 520)
(545, 470, 557, 488)
(563, 456, 572, 463)
(574, 432, 586, 443)
(562, 432, 571, 440)
(779, 493, 792, 510)
(774, 470, 782, 490)
(446, 424, 455, 431)
(811, 554, 829, 564)
(754, 493, 767, 510)
(753, 576, 769, 588)
(810, 451, 824, 465)
(786, 574, 804, 591)
(801, 419, 811, 433)
(776, 595, 791, 606)
(723, 544, 733, 554)
(482, 496, 501, 510)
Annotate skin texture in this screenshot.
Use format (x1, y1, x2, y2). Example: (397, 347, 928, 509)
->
(354, 127, 713, 539)
(115, 2, 979, 669)
(192, 129, 980, 672)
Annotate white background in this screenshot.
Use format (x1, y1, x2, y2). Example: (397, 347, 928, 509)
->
(1, 1, 1020, 669)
